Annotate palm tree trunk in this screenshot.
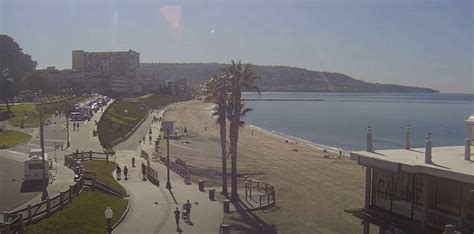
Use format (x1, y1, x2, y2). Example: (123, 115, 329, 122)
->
(218, 100, 228, 196)
(230, 115, 239, 200)
(230, 85, 242, 201)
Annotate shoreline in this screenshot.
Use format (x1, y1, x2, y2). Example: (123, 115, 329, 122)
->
(247, 124, 351, 156)
(162, 100, 367, 233)
(206, 103, 350, 156)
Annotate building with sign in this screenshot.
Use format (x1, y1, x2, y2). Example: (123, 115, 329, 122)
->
(350, 117, 474, 233)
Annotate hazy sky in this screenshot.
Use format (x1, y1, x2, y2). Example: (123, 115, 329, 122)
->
(1, 0, 472, 93)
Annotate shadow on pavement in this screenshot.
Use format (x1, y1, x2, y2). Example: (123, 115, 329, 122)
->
(231, 199, 277, 234)
(20, 180, 45, 193)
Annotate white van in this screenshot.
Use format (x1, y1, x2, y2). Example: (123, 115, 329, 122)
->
(24, 151, 49, 181)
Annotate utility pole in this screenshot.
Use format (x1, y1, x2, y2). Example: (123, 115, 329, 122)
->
(39, 97, 48, 200)
(165, 130, 172, 189)
(66, 98, 70, 148)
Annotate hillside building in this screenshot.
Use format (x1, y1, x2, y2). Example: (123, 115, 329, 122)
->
(72, 50, 141, 94)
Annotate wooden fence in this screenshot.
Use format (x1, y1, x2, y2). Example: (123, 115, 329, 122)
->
(0, 151, 127, 233)
(244, 179, 276, 209)
(158, 155, 191, 184)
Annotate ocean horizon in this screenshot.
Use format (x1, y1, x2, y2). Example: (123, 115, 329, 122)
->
(242, 92, 474, 151)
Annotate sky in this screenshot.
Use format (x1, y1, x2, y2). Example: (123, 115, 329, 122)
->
(0, 0, 472, 93)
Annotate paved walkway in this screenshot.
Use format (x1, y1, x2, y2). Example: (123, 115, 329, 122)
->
(114, 109, 224, 234)
(0, 100, 111, 216)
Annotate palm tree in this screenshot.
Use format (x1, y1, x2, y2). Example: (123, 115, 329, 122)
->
(225, 60, 260, 200)
(202, 74, 231, 196)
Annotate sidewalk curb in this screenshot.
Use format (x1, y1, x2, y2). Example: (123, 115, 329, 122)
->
(112, 196, 132, 230)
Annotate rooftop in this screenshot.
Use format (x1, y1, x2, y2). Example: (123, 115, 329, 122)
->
(351, 145, 474, 184)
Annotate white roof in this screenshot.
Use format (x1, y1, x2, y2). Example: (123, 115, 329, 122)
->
(351, 146, 473, 184)
(26, 153, 48, 161)
(466, 114, 474, 124)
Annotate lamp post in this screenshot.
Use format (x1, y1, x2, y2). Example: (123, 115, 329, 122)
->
(104, 206, 113, 234)
(165, 129, 171, 189)
(37, 94, 49, 201)
(66, 98, 70, 147)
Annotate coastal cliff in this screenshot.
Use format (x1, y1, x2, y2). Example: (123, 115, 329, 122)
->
(140, 63, 439, 93)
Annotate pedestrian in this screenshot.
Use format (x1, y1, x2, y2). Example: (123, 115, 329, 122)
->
(77, 123, 80, 130)
(174, 207, 181, 225)
(116, 165, 122, 180)
(132, 157, 135, 168)
(123, 166, 128, 180)
(149, 135, 152, 144)
(141, 162, 146, 181)
(183, 200, 192, 219)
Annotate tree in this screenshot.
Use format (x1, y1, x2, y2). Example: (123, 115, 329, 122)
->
(19, 74, 54, 95)
(0, 77, 17, 113)
(0, 35, 37, 84)
(225, 60, 260, 200)
(0, 35, 37, 112)
(202, 74, 231, 196)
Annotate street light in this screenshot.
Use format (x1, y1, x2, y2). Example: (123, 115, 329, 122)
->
(104, 206, 113, 234)
(36, 93, 49, 201)
(161, 121, 174, 190)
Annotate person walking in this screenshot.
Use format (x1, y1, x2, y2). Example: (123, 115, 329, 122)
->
(183, 200, 192, 219)
(116, 165, 122, 180)
(132, 157, 135, 168)
(141, 162, 146, 181)
(174, 207, 181, 225)
(123, 166, 129, 180)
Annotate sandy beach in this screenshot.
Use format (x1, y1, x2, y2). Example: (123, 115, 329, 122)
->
(160, 100, 368, 233)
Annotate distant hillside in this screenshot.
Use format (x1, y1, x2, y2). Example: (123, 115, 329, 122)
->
(140, 63, 439, 93)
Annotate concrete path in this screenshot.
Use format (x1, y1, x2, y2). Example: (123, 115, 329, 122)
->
(0, 100, 112, 216)
(114, 109, 224, 234)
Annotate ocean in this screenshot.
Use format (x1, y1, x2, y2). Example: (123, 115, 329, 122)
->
(242, 92, 474, 151)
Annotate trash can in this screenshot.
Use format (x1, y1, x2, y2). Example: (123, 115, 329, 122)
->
(223, 199, 230, 213)
(220, 223, 230, 234)
(198, 180, 205, 191)
(209, 189, 216, 200)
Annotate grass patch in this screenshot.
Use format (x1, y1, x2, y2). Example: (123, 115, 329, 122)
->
(97, 100, 148, 148)
(25, 191, 127, 234)
(82, 160, 126, 195)
(140, 94, 191, 109)
(97, 94, 191, 148)
(0, 96, 83, 127)
(0, 130, 32, 149)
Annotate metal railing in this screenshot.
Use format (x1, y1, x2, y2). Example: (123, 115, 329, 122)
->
(427, 208, 474, 233)
(244, 179, 276, 209)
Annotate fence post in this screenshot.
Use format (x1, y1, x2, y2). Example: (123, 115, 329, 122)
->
(27, 205, 32, 224)
(81, 151, 84, 160)
(245, 180, 249, 202)
(268, 193, 270, 204)
(90, 151, 92, 160)
(46, 197, 51, 215)
(69, 185, 73, 202)
(3, 211, 10, 234)
(106, 153, 109, 164)
(259, 196, 262, 208)
(249, 180, 252, 198)
(59, 192, 64, 209)
(18, 214, 24, 234)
